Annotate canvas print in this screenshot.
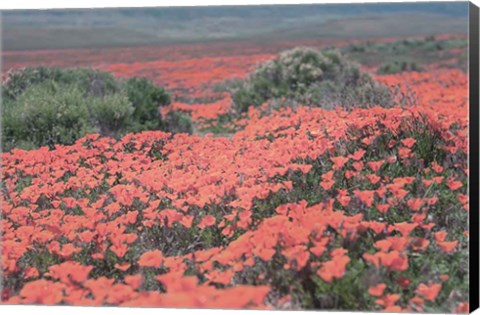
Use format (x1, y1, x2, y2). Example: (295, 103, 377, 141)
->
(0, 1, 478, 313)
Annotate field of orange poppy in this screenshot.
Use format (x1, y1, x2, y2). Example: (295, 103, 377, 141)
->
(0, 33, 470, 312)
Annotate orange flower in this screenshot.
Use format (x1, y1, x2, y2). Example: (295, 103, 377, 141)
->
(350, 149, 366, 161)
(138, 250, 164, 268)
(409, 296, 425, 311)
(410, 237, 430, 252)
(180, 215, 194, 228)
(416, 283, 442, 301)
(24, 267, 39, 279)
(84, 276, 115, 301)
(455, 302, 469, 314)
(114, 263, 131, 271)
(331, 156, 349, 170)
(434, 231, 447, 242)
(398, 147, 412, 159)
(397, 276, 411, 289)
(368, 283, 386, 297)
(457, 194, 468, 205)
(320, 180, 334, 191)
(376, 204, 389, 214)
(374, 239, 392, 252)
(406, 198, 423, 211)
(282, 245, 310, 270)
(337, 195, 351, 207)
(124, 275, 143, 290)
(198, 215, 216, 229)
(367, 160, 384, 172)
(375, 294, 400, 307)
(390, 188, 409, 200)
(310, 244, 326, 257)
(354, 190, 375, 207)
(390, 222, 418, 236)
(422, 179, 433, 187)
(446, 180, 463, 191)
(378, 251, 409, 271)
(206, 268, 235, 285)
(352, 161, 364, 171)
(401, 138, 416, 148)
(256, 247, 276, 262)
(317, 249, 350, 282)
(47, 262, 93, 284)
(431, 161, 444, 173)
(321, 170, 334, 181)
(437, 240, 458, 253)
(110, 243, 129, 258)
(19, 279, 65, 305)
(156, 272, 198, 292)
(383, 305, 403, 312)
(366, 174, 381, 185)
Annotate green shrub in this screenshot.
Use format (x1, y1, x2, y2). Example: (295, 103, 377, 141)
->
(164, 111, 193, 134)
(1, 66, 192, 151)
(2, 67, 120, 102)
(89, 93, 134, 136)
(376, 60, 424, 74)
(124, 77, 171, 132)
(2, 81, 97, 150)
(341, 36, 468, 70)
(229, 47, 394, 113)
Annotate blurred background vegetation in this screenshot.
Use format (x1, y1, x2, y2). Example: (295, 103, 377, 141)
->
(1, 2, 468, 51)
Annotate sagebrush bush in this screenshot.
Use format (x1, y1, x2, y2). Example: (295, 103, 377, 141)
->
(376, 60, 424, 74)
(2, 81, 97, 150)
(1, 67, 192, 151)
(164, 111, 194, 134)
(2, 67, 120, 102)
(343, 37, 467, 57)
(89, 93, 134, 137)
(341, 36, 468, 72)
(229, 47, 394, 113)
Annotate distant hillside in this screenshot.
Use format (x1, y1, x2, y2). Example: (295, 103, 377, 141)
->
(1, 2, 469, 51)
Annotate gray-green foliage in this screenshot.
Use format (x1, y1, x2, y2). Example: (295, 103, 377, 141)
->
(164, 111, 194, 134)
(376, 60, 424, 74)
(229, 47, 394, 113)
(2, 67, 120, 102)
(89, 93, 134, 137)
(342, 36, 468, 72)
(3, 82, 97, 150)
(1, 67, 191, 151)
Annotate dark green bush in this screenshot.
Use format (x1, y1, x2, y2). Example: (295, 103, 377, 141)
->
(229, 47, 394, 113)
(1, 67, 192, 151)
(164, 111, 194, 134)
(124, 77, 171, 132)
(376, 60, 424, 74)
